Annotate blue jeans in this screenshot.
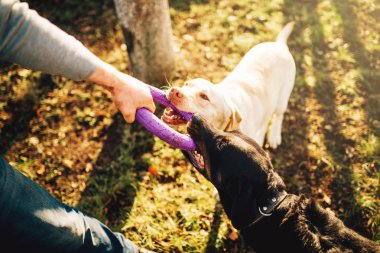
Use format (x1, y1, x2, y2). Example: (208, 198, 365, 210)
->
(0, 156, 139, 253)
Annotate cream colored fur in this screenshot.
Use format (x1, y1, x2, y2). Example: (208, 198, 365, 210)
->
(167, 23, 296, 149)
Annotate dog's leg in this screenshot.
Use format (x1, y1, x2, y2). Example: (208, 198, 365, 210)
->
(250, 127, 266, 147)
(267, 74, 295, 149)
(267, 112, 284, 149)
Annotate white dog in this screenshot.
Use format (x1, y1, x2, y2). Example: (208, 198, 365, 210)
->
(163, 23, 296, 149)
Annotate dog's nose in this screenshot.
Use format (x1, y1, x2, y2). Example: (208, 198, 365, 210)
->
(170, 87, 183, 98)
(191, 114, 202, 126)
(188, 114, 202, 136)
(189, 114, 204, 132)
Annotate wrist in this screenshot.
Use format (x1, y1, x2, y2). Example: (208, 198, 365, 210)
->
(86, 62, 123, 92)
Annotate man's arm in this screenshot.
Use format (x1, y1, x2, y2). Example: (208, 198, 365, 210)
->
(0, 0, 100, 81)
(87, 63, 155, 123)
(0, 0, 155, 122)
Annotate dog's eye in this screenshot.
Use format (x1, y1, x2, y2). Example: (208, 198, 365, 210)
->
(199, 92, 210, 101)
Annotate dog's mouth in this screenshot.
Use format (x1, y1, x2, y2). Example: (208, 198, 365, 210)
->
(183, 149, 205, 171)
(183, 116, 212, 176)
(162, 108, 187, 125)
(162, 109, 206, 170)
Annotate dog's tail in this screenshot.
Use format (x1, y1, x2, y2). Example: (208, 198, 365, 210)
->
(276, 22, 294, 44)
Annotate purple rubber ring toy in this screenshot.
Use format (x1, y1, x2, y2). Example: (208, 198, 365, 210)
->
(135, 86, 197, 151)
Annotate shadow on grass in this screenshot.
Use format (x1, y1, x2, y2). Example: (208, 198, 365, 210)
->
(78, 113, 154, 230)
(332, 0, 380, 137)
(332, 0, 380, 238)
(205, 203, 256, 253)
(282, 0, 369, 237)
(170, 0, 210, 11)
(270, 2, 312, 195)
(204, 203, 224, 253)
(306, 1, 372, 237)
(0, 73, 56, 156)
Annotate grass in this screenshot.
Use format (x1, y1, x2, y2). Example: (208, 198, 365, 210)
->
(0, 0, 379, 252)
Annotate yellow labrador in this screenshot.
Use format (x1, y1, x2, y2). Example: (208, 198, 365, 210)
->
(163, 23, 296, 149)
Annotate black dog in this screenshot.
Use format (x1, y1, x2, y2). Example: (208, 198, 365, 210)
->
(184, 115, 380, 253)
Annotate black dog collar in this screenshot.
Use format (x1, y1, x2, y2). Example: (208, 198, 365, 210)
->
(244, 189, 288, 229)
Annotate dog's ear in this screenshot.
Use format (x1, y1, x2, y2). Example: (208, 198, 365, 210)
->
(225, 100, 242, 131)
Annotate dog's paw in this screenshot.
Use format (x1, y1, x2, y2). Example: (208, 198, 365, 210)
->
(268, 132, 282, 149)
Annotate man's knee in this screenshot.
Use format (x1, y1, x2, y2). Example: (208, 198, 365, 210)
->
(76, 215, 139, 253)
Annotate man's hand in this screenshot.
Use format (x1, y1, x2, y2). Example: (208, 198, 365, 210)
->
(87, 63, 155, 123)
(111, 73, 155, 123)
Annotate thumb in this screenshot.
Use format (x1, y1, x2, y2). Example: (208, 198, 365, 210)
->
(121, 107, 136, 123)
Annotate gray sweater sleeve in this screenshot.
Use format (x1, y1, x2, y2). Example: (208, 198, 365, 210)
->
(0, 0, 102, 81)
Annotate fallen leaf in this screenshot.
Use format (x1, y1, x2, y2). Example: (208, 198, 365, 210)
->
(148, 165, 159, 178)
(323, 194, 332, 205)
(229, 231, 239, 241)
(36, 165, 45, 175)
(85, 163, 93, 172)
(29, 136, 39, 145)
(62, 159, 74, 169)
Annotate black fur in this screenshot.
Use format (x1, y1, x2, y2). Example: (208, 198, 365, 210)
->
(185, 115, 380, 253)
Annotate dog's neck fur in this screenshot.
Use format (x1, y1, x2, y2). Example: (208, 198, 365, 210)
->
(239, 194, 380, 253)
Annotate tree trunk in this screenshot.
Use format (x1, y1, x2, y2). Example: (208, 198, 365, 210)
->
(114, 0, 175, 86)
